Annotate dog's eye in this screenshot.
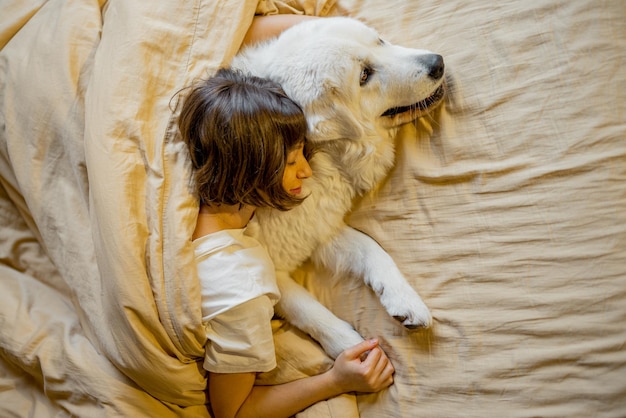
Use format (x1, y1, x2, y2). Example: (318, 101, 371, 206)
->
(360, 67, 373, 85)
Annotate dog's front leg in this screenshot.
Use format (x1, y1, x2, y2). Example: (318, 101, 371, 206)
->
(312, 226, 432, 330)
(273, 270, 364, 359)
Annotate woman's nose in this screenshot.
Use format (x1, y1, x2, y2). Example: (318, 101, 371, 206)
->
(298, 159, 312, 179)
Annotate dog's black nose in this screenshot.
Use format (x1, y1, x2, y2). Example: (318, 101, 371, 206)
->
(423, 53, 445, 80)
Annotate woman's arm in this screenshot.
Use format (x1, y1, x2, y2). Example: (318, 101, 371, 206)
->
(209, 339, 394, 418)
(242, 14, 318, 47)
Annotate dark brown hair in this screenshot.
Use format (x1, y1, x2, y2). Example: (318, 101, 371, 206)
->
(178, 68, 308, 211)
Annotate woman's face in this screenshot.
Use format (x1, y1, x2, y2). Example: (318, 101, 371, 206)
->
(282, 143, 312, 196)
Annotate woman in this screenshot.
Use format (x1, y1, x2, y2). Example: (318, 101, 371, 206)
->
(178, 68, 394, 418)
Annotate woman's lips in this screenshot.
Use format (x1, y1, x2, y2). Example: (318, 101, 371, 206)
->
(290, 187, 302, 195)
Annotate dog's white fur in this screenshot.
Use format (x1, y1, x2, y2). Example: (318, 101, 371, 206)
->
(231, 17, 444, 358)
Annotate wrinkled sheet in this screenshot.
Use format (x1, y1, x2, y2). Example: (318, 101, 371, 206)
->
(1, 0, 626, 417)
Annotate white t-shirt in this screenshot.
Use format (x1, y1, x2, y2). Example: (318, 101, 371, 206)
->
(193, 228, 280, 374)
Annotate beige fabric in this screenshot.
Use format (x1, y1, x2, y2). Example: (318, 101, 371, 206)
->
(256, 0, 337, 16)
(0, 0, 47, 50)
(1, 0, 625, 417)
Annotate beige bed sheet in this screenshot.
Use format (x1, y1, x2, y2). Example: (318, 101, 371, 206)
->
(317, 1, 626, 416)
(1, 0, 625, 417)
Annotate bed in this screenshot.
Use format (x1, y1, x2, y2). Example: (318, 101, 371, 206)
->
(1, 0, 625, 416)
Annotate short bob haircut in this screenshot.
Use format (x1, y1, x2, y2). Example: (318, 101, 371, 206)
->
(178, 68, 308, 211)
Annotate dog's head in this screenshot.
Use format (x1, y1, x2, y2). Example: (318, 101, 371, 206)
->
(233, 17, 445, 144)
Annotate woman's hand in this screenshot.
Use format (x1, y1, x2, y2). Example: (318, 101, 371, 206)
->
(329, 339, 395, 393)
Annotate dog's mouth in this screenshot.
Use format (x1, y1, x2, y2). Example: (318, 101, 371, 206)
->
(381, 84, 445, 119)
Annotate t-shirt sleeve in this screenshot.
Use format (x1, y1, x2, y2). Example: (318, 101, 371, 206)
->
(203, 295, 277, 374)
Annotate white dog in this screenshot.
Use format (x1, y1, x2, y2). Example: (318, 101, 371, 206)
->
(231, 17, 445, 358)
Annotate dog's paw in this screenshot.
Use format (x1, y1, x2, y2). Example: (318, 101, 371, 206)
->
(392, 312, 431, 329)
(378, 282, 432, 330)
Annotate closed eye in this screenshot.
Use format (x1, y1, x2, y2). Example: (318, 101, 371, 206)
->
(360, 66, 374, 86)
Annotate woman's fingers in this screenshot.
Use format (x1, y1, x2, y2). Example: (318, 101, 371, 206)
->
(338, 338, 395, 392)
(344, 338, 379, 361)
(362, 345, 383, 367)
(363, 347, 395, 389)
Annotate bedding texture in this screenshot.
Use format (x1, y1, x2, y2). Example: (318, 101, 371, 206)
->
(1, 0, 625, 417)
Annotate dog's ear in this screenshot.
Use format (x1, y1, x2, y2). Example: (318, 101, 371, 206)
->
(307, 88, 365, 142)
